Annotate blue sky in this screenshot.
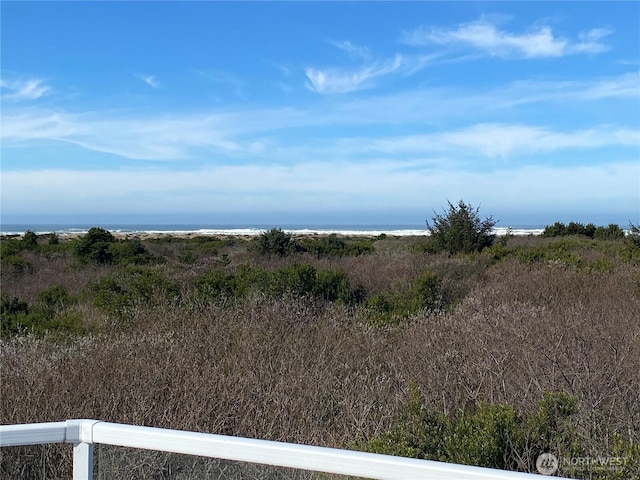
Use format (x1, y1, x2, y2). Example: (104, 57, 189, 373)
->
(1, 1, 639, 226)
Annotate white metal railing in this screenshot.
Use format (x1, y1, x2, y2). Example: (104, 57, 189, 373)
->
(0, 419, 552, 479)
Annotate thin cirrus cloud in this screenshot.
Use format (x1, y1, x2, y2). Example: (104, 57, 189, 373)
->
(0, 76, 50, 101)
(328, 40, 372, 61)
(136, 74, 160, 88)
(305, 54, 404, 94)
(308, 124, 639, 162)
(1, 109, 241, 161)
(401, 19, 613, 58)
(2, 72, 638, 163)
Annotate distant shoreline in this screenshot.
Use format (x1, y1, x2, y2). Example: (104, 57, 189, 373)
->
(0, 226, 545, 239)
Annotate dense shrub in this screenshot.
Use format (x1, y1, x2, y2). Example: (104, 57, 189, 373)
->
(1, 286, 81, 337)
(1, 236, 36, 273)
(0, 254, 31, 274)
(74, 228, 155, 265)
(91, 267, 180, 318)
(188, 236, 225, 255)
(542, 221, 623, 239)
(627, 223, 640, 248)
(109, 239, 155, 265)
(299, 234, 374, 257)
(0, 238, 22, 260)
(593, 224, 625, 240)
(621, 223, 640, 264)
(74, 227, 117, 264)
(193, 263, 361, 305)
(22, 230, 39, 249)
(365, 387, 581, 473)
(362, 271, 444, 326)
(193, 270, 237, 300)
(48, 232, 60, 245)
(252, 228, 300, 257)
(427, 200, 496, 254)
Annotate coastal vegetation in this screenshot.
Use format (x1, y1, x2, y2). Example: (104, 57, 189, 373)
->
(1, 214, 639, 478)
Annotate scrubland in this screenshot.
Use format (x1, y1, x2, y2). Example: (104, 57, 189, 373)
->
(1, 230, 639, 479)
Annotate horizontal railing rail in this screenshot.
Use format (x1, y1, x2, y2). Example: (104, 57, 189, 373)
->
(1, 419, 556, 479)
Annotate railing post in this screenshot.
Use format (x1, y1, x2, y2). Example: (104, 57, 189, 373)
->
(65, 420, 99, 480)
(72, 441, 93, 480)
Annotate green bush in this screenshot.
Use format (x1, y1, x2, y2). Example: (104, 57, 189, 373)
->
(193, 270, 237, 300)
(22, 230, 39, 249)
(1, 287, 82, 337)
(1, 237, 34, 273)
(74, 228, 155, 266)
(193, 263, 361, 305)
(91, 267, 179, 318)
(368, 388, 640, 478)
(313, 269, 359, 303)
(109, 239, 155, 265)
(37, 285, 74, 313)
(1, 254, 31, 274)
(427, 200, 496, 254)
(188, 236, 225, 256)
(0, 238, 23, 260)
(364, 387, 584, 473)
(409, 271, 443, 311)
(270, 263, 317, 297)
(362, 271, 444, 326)
(299, 234, 374, 257)
(542, 221, 620, 239)
(74, 227, 117, 264)
(542, 222, 568, 238)
(593, 224, 625, 240)
(627, 223, 640, 249)
(48, 232, 60, 245)
(252, 228, 300, 256)
(234, 264, 272, 297)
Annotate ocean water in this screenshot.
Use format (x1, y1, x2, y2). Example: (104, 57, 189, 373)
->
(0, 223, 546, 237)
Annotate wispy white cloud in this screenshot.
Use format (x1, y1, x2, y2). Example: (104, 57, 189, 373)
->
(305, 54, 403, 94)
(329, 40, 372, 61)
(291, 124, 639, 163)
(434, 123, 638, 158)
(573, 28, 614, 54)
(1, 109, 241, 160)
(401, 19, 612, 58)
(2, 73, 637, 161)
(576, 71, 640, 100)
(136, 73, 160, 88)
(0, 76, 50, 100)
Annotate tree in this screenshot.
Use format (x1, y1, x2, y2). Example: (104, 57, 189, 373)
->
(252, 228, 299, 257)
(593, 224, 625, 240)
(48, 232, 60, 245)
(74, 227, 117, 264)
(427, 200, 496, 254)
(22, 230, 38, 249)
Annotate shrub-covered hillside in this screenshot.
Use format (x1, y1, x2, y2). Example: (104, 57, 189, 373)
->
(1, 224, 639, 478)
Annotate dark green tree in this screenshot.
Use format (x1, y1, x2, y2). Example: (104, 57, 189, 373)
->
(542, 222, 566, 237)
(427, 200, 496, 254)
(48, 232, 60, 245)
(74, 227, 117, 264)
(253, 228, 299, 256)
(22, 230, 38, 249)
(593, 224, 625, 240)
